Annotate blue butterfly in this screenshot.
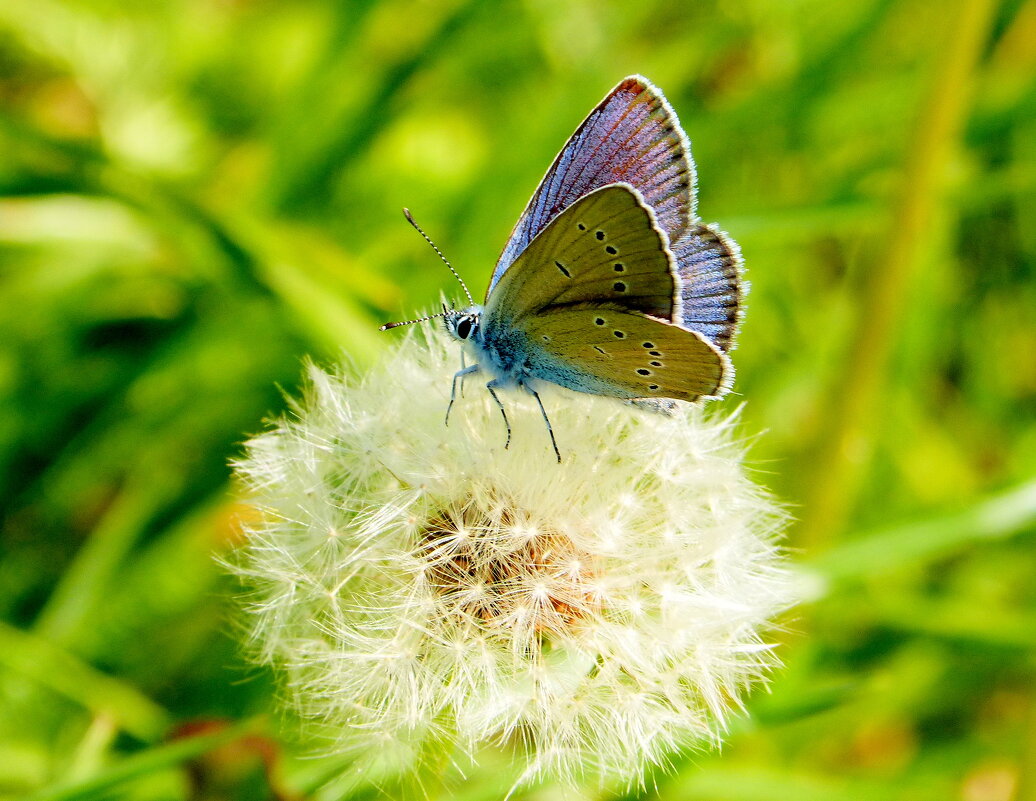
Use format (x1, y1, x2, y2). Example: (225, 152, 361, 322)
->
(383, 76, 743, 461)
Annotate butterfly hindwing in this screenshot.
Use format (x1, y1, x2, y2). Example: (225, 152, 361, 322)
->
(672, 223, 744, 352)
(489, 76, 695, 296)
(484, 183, 679, 328)
(521, 306, 730, 401)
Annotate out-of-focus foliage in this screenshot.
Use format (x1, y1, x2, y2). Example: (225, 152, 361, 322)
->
(0, 0, 1033, 799)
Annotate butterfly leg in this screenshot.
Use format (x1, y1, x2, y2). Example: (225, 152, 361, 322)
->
(485, 379, 511, 450)
(527, 386, 561, 463)
(446, 364, 480, 427)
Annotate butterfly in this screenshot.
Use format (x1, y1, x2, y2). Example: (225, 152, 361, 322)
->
(382, 76, 743, 461)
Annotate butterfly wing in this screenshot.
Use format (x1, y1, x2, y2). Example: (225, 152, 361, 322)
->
(484, 183, 680, 327)
(522, 306, 731, 401)
(488, 76, 695, 297)
(672, 223, 745, 352)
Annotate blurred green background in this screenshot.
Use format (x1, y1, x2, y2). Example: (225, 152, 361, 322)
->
(2, 0, 1035, 799)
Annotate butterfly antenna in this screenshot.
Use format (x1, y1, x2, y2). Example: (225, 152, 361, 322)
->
(403, 208, 475, 306)
(379, 309, 449, 332)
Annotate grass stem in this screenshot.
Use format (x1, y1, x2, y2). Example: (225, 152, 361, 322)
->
(797, 0, 1001, 551)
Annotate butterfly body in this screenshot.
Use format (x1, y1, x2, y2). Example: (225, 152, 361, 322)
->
(390, 76, 745, 460)
(452, 303, 642, 401)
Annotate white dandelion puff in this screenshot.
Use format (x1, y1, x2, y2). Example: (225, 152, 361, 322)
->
(230, 328, 793, 786)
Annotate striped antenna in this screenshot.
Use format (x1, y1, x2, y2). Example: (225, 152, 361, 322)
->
(403, 208, 474, 306)
(379, 309, 449, 332)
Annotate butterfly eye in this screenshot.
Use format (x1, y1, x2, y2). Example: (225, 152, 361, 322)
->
(456, 317, 474, 339)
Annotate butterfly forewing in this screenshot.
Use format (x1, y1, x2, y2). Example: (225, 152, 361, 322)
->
(484, 184, 679, 327)
(523, 306, 729, 401)
(489, 76, 695, 295)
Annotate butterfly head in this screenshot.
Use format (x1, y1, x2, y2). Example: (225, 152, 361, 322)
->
(444, 306, 482, 343)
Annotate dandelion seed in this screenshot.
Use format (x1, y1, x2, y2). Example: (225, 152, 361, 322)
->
(230, 329, 794, 787)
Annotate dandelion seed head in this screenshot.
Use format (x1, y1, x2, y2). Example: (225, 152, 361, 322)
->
(231, 328, 793, 786)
